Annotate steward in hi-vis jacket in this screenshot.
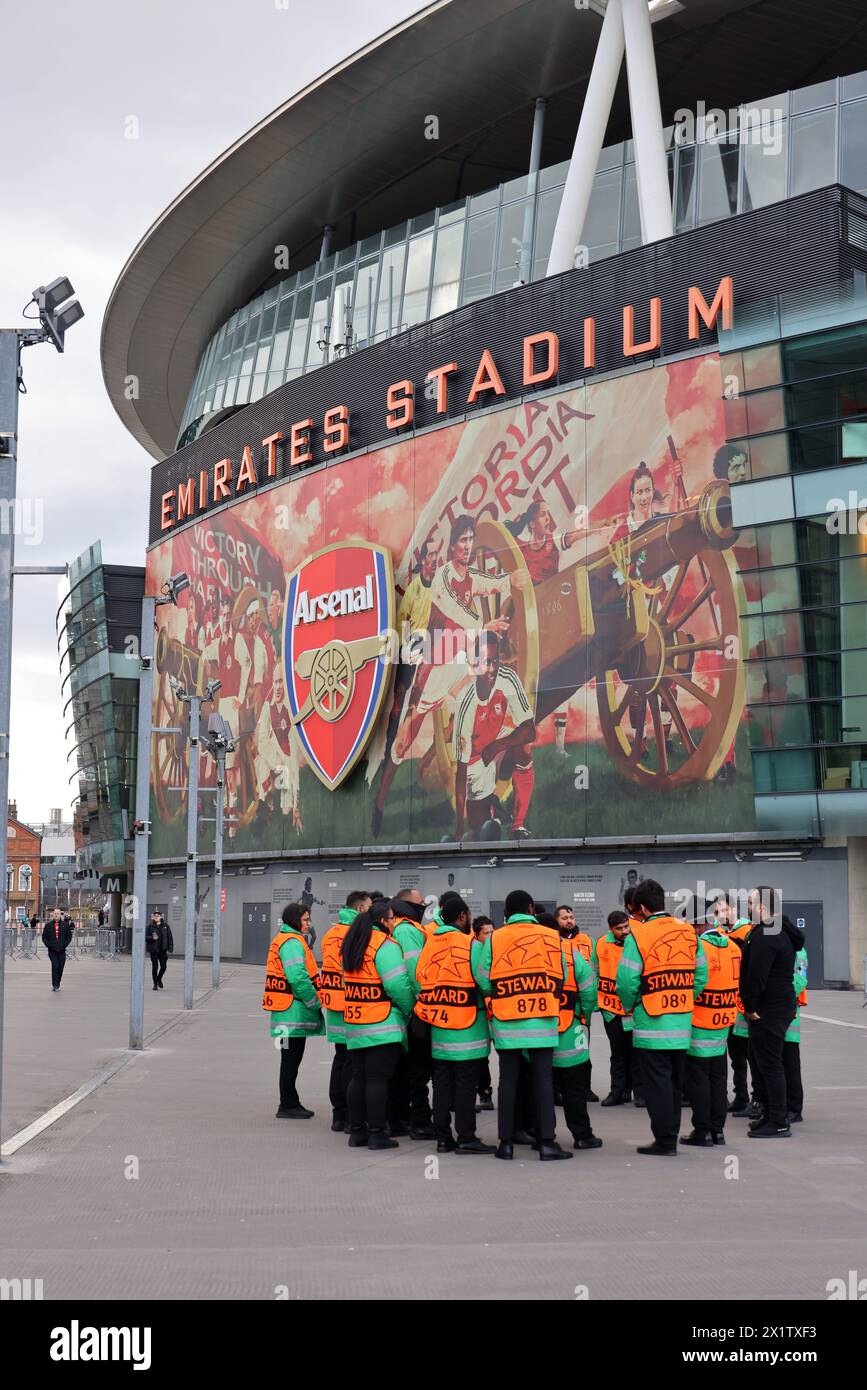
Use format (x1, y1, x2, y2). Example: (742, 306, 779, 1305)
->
(682, 928, 740, 1146)
(549, 912, 601, 1151)
(726, 916, 757, 1117)
(341, 900, 415, 1150)
(263, 902, 323, 1120)
(388, 889, 435, 1139)
(414, 896, 494, 1155)
(318, 891, 369, 1132)
(473, 889, 571, 1162)
(784, 947, 808, 1123)
(595, 911, 642, 1106)
(615, 879, 707, 1156)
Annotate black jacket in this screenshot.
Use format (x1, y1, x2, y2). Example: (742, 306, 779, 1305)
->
(738, 915, 804, 1019)
(42, 919, 74, 951)
(146, 919, 174, 953)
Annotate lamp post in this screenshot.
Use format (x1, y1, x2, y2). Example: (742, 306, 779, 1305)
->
(170, 676, 220, 1010)
(200, 712, 236, 990)
(0, 278, 84, 1155)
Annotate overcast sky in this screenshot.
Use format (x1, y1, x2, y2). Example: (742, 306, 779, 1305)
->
(2, 0, 418, 824)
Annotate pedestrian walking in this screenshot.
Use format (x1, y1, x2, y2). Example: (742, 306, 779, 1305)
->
(146, 909, 174, 989)
(42, 907, 73, 991)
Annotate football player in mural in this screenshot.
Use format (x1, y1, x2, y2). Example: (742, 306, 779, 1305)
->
(371, 515, 528, 837)
(266, 585, 284, 664)
(204, 595, 251, 839)
(253, 667, 301, 830)
(453, 631, 536, 841)
(505, 499, 584, 586)
(379, 540, 439, 787)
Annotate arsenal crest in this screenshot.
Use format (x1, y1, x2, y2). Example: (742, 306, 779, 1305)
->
(284, 541, 395, 790)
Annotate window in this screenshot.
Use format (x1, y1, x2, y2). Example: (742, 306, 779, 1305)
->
(402, 233, 433, 327)
(18, 864, 32, 893)
(461, 211, 497, 304)
(429, 221, 463, 318)
(742, 118, 788, 211)
(841, 99, 867, 193)
(790, 108, 837, 195)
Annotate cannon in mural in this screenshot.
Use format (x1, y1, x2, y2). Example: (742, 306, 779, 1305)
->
(434, 479, 744, 794)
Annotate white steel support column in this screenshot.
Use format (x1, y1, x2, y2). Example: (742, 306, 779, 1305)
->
(546, 0, 625, 276)
(621, 0, 673, 242)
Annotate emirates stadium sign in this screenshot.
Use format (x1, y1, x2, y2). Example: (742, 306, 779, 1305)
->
(284, 541, 394, 789)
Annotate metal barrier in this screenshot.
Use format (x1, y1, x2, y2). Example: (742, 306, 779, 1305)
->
(3, 926, 40, 958)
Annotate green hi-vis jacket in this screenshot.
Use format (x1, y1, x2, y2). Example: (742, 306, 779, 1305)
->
(391, 915, 428, 994)
(268, 927, 324, 1040)
(342, 933, 415, 1052)
(785, 948, 808, 1044)
(322, 906, 357, 1044)
(473, 914, 562, 1051)
(426, 924, 491, 1062)
(615, 913, 708, 1051)
(592, 930, 634, 1033)
(553, 941, 597, 1069)
(728, 918, 753, 1038)
(687, 931, 736, 1059)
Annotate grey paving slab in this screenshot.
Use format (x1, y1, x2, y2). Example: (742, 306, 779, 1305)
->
(1, 962, 866, 1300)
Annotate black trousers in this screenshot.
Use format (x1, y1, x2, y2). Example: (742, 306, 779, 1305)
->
(278, 1037, 306, 1109)
(390, 1024, 432, 1125)
(559, 1064, 592, 1140)
(432, 1057, 481, 1143)
(749, 1017, 790, 1127)
(329, 1043, 352, 1121)
(477, 1057, 492, 1095)
(48, 948, 67, 989)
(783, 1041, 803, 1117)
(637, 1048, 686, 1150)
(497, 1048, 555, 1143)
(603, 1015, 635, 1096)
(149, 950, 168, 985)
(686, 1052, 728, 1134)
(727, 1031, 751, 1103)
(348, 1043, 402, 1134)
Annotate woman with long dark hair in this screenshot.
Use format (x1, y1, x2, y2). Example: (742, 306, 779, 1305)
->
(263, 902, 323, 1119)
(341, 898, 414, 1149)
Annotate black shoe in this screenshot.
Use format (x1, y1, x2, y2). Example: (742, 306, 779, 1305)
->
(158, 979, 164, 988)
(538, 1141, 573, 1161)
(633, 1095, 646, 1108)
(454, 1137, 496, 1155)
(748, 1115, 769, 1134)
(436, 1136, 457, 1153)
(637, 1142, 678, 1156)
(347, 1127, 369, 1147)
(387, 1121, 411, 1137)
(573, 1134, 603, 1150)
(495, 1141, 514, 1160)
(331, 1113, 346, 1133)
(368, 1130, 399, 1150)
(601, 1092, 626, 1107)
(748, 1122, 791, 1139)
(742, 1101, 764, 1121)
(680, 1130, 713, 1147)
(728, 1097, 749, 1114)
(275, 1105, 314, 1119)
(553, 1090, 564, 1108)
(410, 1123, 435, 1140)
(712, 1131, 725, 1145)
(511, 1128, 535, 1145)
(787, 1111, 803, 1124)
(587, 1090, 600, 1103)
(153, 984, 159, 991)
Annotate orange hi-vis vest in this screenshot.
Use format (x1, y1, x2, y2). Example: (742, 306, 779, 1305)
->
(318, 921, 350, 1013)
(415, 931, 478, 1029)
(393, 914, 436, 939)
(693, 938, 740, 1029)
(595, 936, 626, 1016)
(343, 928, 392, 1024)
(489, 920, 564, 1022)
(728, 920, 752, 1016)
(263, 930, 321, 1011)
(574, 932, 592, 964)
(631, 915, 697, 1017)
(558, 943, 578, 1033)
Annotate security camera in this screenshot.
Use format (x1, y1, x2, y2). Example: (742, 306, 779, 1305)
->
(734, 850, 747, 863)
(159, 572, 191, 606)
(204, 678, 222, 703)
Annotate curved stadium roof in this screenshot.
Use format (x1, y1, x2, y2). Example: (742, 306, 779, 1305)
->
(101, 0, 867, 461)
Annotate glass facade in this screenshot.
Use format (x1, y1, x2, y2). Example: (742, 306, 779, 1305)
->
(57, 543, 145, 878)
(177, 72, 867, 448)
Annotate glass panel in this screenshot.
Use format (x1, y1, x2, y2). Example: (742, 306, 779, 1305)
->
(841, 605, 867, 649)
(747, 432, 790, 479)
(757, 566, 802, 613)
(410, 209, 436, 235)
(697, 137, 740, 224)
(770, 701, 812, 745)
(532, 187, 562, 280)
(790, 423, 842, 473)
(305, 277, 334, 367)
(372, 244, 406, 336)
(743, 344, 783, 390)
(791, 79, 837, 113)
(438, 199, 466, 225)
(384, 221, 407, 249)
(742, 119, 788, 211)
(539, 159, 570, 189)
(675, 143, 697, 230)
(842, 71, 867, 101)
(461, 210, 497, 303)
(495, 199, 531, 291)
(328, 265, 355, 351)
(597, 142, 623, 173)
(841, 99, 867, 194)
(359, 233, 382, 257)
(751, 750, 816, 793)
(353, 257, 379, 344)
(791, 108, 837, 195)
(621, 165, 640, 250)
(469, 187, 499, 215)
(287, 287, 312, 371)
(402, 231, 434, 326)
(502, 174, 533, 203)
(584, 168, 622, 254)
(746, 388, 786, 434)
(429, 221, 464, 317)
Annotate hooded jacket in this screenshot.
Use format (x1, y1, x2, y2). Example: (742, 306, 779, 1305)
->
(319, 906, 357, 1043)
(267, 925, 324, 1040)
(739, 915, 805, 1021)
(473, 914, 563, 1050)
(688, 931, 738, 1059)
(390, 899, 429, 994)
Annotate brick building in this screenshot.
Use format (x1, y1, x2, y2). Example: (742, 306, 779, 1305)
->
(6, 802, 42, 924)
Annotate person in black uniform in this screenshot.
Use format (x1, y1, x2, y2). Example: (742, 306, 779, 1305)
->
(146, 910, 174, 989)
(739, 886, 804, 1139)
(42, 908, 74, 991)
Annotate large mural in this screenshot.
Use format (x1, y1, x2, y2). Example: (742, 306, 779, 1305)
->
(146, 354, 756, 858)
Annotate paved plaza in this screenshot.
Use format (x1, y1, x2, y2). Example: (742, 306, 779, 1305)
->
(1, 955, 866, 1300)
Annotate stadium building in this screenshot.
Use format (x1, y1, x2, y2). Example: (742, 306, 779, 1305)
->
(101, 0, 867, 981)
